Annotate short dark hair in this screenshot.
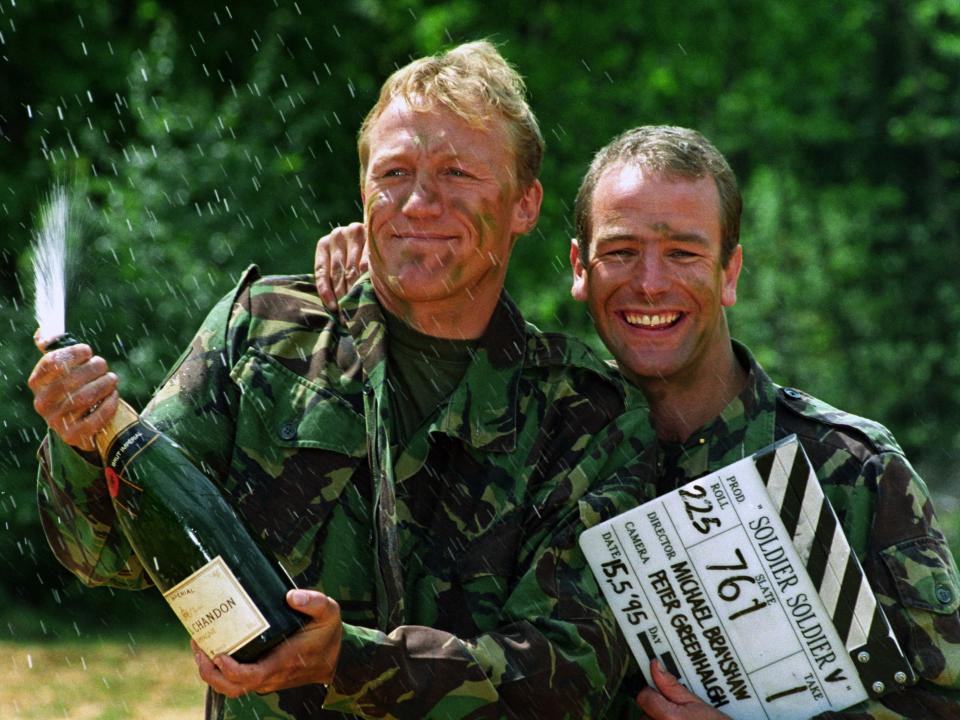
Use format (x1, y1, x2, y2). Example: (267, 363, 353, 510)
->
(574, 126, 741, 265)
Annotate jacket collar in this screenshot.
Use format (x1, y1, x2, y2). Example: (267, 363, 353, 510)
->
(658, 340, 778, 475)
(339, 275, 527, 453)
(429, 292, 526, 453)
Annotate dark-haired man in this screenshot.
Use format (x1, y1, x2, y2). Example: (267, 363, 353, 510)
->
(316, 125, 960, 719)
(570, 125, 960, 719)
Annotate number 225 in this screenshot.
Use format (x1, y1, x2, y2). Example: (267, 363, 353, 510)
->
(678, 484, 720, 534)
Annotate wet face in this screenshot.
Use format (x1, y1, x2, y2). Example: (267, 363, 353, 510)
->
(571, 164, 742, 388)
(362, 98, 540, 323)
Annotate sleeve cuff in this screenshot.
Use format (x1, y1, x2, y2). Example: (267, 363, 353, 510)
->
(39, 431, 107, 496)
(322, 622, 387, 712)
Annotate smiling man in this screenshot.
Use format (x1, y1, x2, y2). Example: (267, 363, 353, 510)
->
(29, 42, 653, 719)
(571, 154, 744, 445)
(315, 124, 960, 719)
(570, 126, 960, 719)
(360, 93, 529, 339)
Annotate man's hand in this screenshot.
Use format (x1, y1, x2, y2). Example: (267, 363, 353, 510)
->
(194, 590, 343, 698)
(636, 660, 732, 719)
(314, 222, 368, 311)
(28, 333, 119, 452)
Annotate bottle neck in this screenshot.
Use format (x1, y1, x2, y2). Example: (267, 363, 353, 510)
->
(94, 398, 140, 463)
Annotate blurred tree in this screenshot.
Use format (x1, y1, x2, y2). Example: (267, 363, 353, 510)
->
(1, 0, 958, 620)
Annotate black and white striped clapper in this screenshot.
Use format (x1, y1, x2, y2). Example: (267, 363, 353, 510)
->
(753, 435, 916, 699)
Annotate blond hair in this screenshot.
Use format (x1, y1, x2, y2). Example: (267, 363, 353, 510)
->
(358, 40, 543, 189)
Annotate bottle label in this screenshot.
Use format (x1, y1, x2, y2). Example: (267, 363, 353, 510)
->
(105, 421, 160, 499)
(163, 555, 271, 658)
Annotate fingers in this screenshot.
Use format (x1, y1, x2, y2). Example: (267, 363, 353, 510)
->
(28, 343, 93, 389)
(315, 234, 337, 311)
(636, 686, 675, 718)
(358, 232, 370, 274)
(287, 589, 340, 625)
(286, 590, 343, 684)
(346, 229, 370, 276)
(192, 641, 261, 699)
(213, 653, 269, 696)
(56, 390, 119, 451)
(649, 658, 702, 705)
(29, 345, 119, 451)
(33, 329, 57, 353)
(335, 221, 366, 301)
(636, 660, 729, 719)
(191, 592, 343, 698)
(314, 222, 367, 312)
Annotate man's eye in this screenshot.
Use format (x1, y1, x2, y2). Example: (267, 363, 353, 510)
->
(669, 249, 697, 259)
(603, 248, 634, 259)
(382, 168, 409, 178)
(444, 167, 471, 178)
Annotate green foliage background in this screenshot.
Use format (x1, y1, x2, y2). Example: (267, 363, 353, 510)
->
(1, 0, 958, 626)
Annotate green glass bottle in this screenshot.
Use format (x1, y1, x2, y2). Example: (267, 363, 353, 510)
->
(47, 334, 307, 662)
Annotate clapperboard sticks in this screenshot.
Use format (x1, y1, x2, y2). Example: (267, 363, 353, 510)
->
(753, 435, 917, 699)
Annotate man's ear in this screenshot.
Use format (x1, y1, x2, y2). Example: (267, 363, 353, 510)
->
(570, 238, 589, 302)
(511, 180, 543, 236)
(721, 244, 743, 308)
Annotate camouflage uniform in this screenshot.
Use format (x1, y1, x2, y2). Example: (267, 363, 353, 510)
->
(37, 268, 654, 720)
(613, 340, 960, 719)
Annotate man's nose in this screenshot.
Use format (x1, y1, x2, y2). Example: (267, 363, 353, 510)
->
(401, 173, 442, 217)
(632, 253, 671, 299)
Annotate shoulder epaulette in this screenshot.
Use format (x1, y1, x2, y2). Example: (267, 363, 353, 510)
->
(776, 385, 903, 455)
(525, 328, 625, 395)
(236, 263, 262, 289)
(528, 329, 619, 373)
(246, 270, 324, 301)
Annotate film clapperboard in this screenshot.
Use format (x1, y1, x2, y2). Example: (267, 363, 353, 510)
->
(580, 435, 916, 719)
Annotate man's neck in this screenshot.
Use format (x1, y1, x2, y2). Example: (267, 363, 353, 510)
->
(372, 280, 499, 341)
(634, 340, 748, 444)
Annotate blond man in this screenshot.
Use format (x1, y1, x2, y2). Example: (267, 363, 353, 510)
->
(30, 42, 652, 719)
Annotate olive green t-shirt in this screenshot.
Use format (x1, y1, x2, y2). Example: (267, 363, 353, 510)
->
(384, 311, 477, 444)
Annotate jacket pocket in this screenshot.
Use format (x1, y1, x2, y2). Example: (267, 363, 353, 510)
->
(880, 536, 960, 615)
(231, 347, 366, 456)
(228, 348, 367, 561)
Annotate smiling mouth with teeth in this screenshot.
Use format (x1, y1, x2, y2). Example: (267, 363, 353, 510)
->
(621, 311, 682, 329)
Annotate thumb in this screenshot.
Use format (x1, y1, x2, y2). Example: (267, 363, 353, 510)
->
(287, 589, 340, 624)
(650, 659, 699, 704)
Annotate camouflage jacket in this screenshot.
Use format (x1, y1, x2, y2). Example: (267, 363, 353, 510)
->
(37, 268, 655, 720)
(614, 341, 960, 719)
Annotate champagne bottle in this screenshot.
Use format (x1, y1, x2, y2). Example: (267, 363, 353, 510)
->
(46, 333, 307, 662)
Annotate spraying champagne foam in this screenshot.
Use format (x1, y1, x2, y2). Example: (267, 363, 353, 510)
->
(32, 186, 71, 340)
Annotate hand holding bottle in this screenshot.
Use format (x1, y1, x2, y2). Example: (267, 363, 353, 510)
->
(27, 192, 306, 664)
(28, 333, 119, 452)
(193, 589, 343, 696)
(31, 332, 308, 660)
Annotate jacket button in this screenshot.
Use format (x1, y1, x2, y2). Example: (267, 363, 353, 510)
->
(783, 388, 802, 399)
(936, 583, 954, 605)
(279, 421, 297, 441)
